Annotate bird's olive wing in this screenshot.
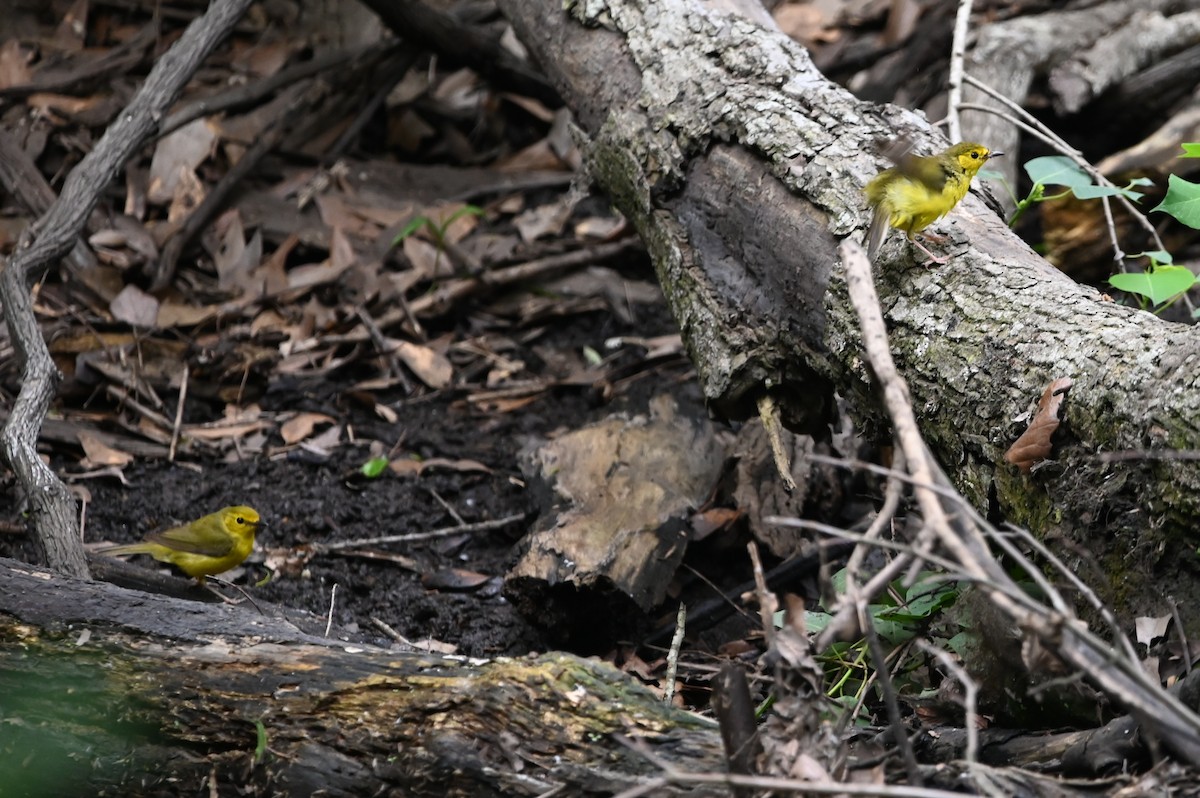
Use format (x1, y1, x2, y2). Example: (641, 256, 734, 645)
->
(893, 153, 950, 193)
(149, 519, 234, 557)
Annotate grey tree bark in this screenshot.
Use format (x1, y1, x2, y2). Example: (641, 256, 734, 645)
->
(495, 0, 1200, 630)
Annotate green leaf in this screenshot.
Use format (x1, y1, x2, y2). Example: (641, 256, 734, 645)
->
(582, 345, 603, 366)
(1024, 156, 1091, 189)
(1127, 177, 1156, 187)
(1071, 184, 1142, 201)
(443, 205, 485, 226)
(393, 215, 431, 245)
(1180, 143, 1200, 158)
(1152, 174, 1200, 228)
(1134, 250, 1174, 266)
(802, 610, 832, 633)
(254, 719, 268, 763)
(872, 615, 917, 646)
(1109, 265, 1197, 305)
(360, 456, 390, 478)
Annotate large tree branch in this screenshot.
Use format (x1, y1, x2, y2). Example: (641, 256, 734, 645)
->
(0, 0, 254, 577)
(493, 0, 1200, 631)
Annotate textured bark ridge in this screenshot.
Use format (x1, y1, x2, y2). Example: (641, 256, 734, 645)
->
(496, 0, 1200, 629)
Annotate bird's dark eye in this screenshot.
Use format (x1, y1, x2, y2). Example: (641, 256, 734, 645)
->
(971, 151, 980, 159)
(236, 517, 245, 525)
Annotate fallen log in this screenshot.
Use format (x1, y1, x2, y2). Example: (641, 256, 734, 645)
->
(493, 0, 1200, 634)
(0, 557, 725, 797)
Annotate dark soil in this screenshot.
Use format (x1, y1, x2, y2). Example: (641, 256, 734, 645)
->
(2, 301, 707, 660)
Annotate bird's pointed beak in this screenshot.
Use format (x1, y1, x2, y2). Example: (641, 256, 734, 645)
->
(988, 151, 1004, 159)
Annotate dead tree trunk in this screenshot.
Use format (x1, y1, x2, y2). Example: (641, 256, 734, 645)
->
(0, 558, 724, 797)
(493, 0, 1200, 631)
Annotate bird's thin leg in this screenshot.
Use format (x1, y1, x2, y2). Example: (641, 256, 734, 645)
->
(205, 576, 266, 613)
(910, 235, 949, 265)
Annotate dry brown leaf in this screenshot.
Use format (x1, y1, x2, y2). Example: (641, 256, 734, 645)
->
(185, 421, 272, 441)
(232, 39, 292, 78)
(109, 284, 160, 328)
(213, 211, 262, 292)
(388, 458, 423, 477)
(690, 507, 740, 541)
(314, 192, 377, 238)
(391, 339, 453, 388)
(774, 4, 838, 45)
(156, 301, 217, 328)
(496, 138, 566, 173)
(408, 638, 457, 655)
(78, 432, 134, 468)
(1004, 378, 1073, 473)
(401, 235, 452, 280)
(0, 40, 32, 89)
(416, 457, 491, 475)
(26, 92, 109, 123)
(148, 118, 216, 204)
(437, 203, 481, 245)
(252, 234, 296, 295)
(280, 412, 336, 445)
(1136, 615, 1171, 647)
(421, 568, 492, 591)
(54, 0, 86, 50)
(287, 250, 354, 293)
(301, 424, 342, 457)
(513, 198, 573, 243)
(166, 165, 206, 224)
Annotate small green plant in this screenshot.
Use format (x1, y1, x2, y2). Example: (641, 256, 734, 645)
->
(1108, 250, 1197, 313)
(360, 455, 389, 479)
(1107, 144, 1200, 315)
(777, 569, 962, 726)
(998, 151, 1200, 314)
(253, 718, 268, 764)
(1007, 156, 1150, 229)
(392, 205, 484, 251)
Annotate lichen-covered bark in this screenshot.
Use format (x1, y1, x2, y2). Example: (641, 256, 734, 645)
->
(498, 0, 1200, 629)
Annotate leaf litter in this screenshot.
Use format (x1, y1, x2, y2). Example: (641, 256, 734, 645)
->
(0, 1, 694, 661)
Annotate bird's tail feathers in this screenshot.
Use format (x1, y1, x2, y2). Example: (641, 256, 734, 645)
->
(866, 205, 890, 262)
(101, 542, 155, 556)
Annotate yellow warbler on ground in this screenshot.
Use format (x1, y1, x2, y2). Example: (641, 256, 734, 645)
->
(864, 141, 1001, 263)
(104, 506, 261, 583)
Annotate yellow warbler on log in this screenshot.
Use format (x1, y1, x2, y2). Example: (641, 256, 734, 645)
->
(865, 141, 1001, 263)
(103, 506, 261, 583)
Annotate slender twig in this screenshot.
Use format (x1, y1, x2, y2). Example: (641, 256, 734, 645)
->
(838, 238, 1200, 765)
(159, 42, 389, 137)
(663, 602, 686, 706)
(917, 640, 979, 764)
(945, 0, 975, 143)
(861, 603, 922, 786)
(324, 583, 338, 637)
(169, 363, 189, 462)
(317, 513, 524, 551)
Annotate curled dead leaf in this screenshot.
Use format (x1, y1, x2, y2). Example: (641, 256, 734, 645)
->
(1004, 378, 1073, 473)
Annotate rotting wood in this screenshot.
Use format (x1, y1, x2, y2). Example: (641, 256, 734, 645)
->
(0, 557, 725, 797)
